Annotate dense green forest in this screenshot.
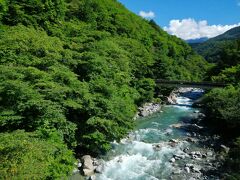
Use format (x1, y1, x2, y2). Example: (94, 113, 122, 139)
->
(0, 0, 210, 178)
(198, 29, 240, 178)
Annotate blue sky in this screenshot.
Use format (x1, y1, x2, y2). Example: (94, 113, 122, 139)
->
(118, 0, 240, 40)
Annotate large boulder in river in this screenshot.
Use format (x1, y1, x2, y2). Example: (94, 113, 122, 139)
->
(169, 158, 176, 163)
(81, 155, 95, 176)
(184, 167, 190, 173)
(167, 93, 177, 104)
(153, 143, 163, 151)
(89, 175, 96, 180)
(138, 103, 161, 117)
(95, 164, 104, 174)
(170, 123, 184, 128)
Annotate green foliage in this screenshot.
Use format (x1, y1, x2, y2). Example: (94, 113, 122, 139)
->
(195, 36, 240, 83)
(81, 117, 123, 153)
(0, 0, 210, 176)
(202, 86, 240, 177)
(134, 78, 155, 105)
(192, 26, 240, 63)
(204, 86, 240, 132)
(212, 64, 240, 85)
(2, 0, 66, 27)
(224, 137, 240, 179)
(0, 0, 7, 21)
(199, 28, 240, 178)
(0, 130, 75, 179)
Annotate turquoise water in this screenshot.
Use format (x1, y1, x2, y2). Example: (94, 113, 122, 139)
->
(96, 90, 216, 180)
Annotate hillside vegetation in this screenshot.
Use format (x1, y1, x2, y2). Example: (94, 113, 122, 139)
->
(198, 27, 240, 179)
(0, 0, 209, 178)
(191, 26, 240, 63)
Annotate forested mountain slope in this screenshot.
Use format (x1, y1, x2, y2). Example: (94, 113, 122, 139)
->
(191, 26, 240, 63)
(211, 26, 240, 41)
(0, 0, 209, 178)
(198, 27, 240, 179)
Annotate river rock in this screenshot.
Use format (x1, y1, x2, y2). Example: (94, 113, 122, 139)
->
(117, 156, 123, 163)
(169, 158, 176, 163)
(138, 103, 161, 117)
(83, 169, 95, 177)
(95, 165, 104, 174)
(213, 134, 221, 140)
(208, 162, 213, 166)
(172, 169, 182, 175)
(206, 151, 213, 156)
(167, 93, 177, 104)
(189, 178, 197, 180)
(173, 154, 185, 160)
(189, 151, 202, 158)
(185, 163, 194, 168)
(139, 108, 149, 117)
(183, 147, 190, 153)
(153, 144, 163, 151)
(185, 164, 201, 173)
(195, 151, 202, 156)
(186, 137, 198, 143)
(220, 145, 230, 153)
(192, 167, 201, 173)
(202, 153, 207, 158)
(77, 161, 82, 168)
(187, 124, 204, 132)
(184, 167, 190, 173)
(169, 139, 179, 143)
(170, 123, 184, 128)
(88, 175, 96, 180)
(198, 113, 206, 118)
(81, 155, 95, 176)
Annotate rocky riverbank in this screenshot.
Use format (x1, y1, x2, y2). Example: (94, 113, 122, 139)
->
(133, 87, 189, 119)
(133, 87, 199, 119)
(131, 88, 228, 179)
(73, 88, 228, 180)
(134, 102, 162, 119)
(167, 88, 204, 105)
(72, 155, 105, 180)
(162, 110, 228, 179)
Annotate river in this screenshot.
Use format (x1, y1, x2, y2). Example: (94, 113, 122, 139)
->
(95, 88, 220, 180)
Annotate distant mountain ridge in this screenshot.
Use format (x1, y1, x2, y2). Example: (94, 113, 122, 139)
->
(186, 37, 208, 44)
(209, 26, 240, 41)
(191, 26, 240, 62)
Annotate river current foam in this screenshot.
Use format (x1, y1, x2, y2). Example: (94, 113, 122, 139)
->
(96, 89, 216, 180)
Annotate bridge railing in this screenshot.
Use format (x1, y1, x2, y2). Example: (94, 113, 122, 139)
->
(155, 79, 227, 88)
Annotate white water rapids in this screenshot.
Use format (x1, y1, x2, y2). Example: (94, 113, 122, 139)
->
(94, 89, 218, 180)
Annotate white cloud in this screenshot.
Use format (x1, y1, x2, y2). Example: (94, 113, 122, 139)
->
(164, 18, 240, 40)
(139, 11, 155, 19)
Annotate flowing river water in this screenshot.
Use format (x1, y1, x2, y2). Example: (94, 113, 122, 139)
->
(94, 89, 220, 180)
